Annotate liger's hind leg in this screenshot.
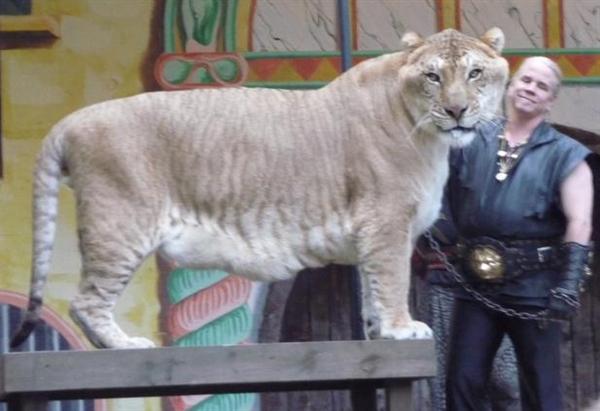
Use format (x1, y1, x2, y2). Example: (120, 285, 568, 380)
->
(70, 223, 158, 349)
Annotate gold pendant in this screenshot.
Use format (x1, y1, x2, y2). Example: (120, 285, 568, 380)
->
(495, 172, 507, 181)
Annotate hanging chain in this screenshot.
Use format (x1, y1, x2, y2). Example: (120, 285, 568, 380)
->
(423, 230, 563, 322)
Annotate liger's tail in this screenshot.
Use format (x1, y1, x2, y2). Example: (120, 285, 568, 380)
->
(11, 128, 66, 348)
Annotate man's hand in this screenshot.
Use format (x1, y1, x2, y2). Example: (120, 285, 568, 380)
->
(547, 242, 590, 319)
(548, 287, 580, 319)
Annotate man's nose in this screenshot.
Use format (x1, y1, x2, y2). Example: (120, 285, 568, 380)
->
(523, 83, 536, 93)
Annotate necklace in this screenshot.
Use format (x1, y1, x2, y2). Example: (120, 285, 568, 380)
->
(495, 134, 527, 182)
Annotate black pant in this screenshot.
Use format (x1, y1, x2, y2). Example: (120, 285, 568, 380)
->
(446, 298, 563, 411)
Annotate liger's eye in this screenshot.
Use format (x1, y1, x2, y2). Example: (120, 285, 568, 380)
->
(469, 68, 482, 79)
(425, 72, 441, 83)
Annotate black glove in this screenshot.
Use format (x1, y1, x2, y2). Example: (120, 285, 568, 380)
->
(548, 242, 591, 318)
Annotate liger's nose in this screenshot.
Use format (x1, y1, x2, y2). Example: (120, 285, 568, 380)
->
(445, 104, 468, 120)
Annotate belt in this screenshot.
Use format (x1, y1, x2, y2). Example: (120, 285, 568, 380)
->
(421, 246, 458, 270)
(457, 236, 560, 282)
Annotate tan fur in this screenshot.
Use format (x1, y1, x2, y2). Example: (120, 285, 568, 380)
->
(12, 28, 509, 349)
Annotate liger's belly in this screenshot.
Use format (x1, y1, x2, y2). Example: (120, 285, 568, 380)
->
(159, 214, 356, 281)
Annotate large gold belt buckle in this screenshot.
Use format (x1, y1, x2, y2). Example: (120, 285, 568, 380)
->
(467, 245, 505, 281)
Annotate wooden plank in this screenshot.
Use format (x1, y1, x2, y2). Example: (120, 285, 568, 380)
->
(0, 340, 435, 401)
(6, 396, 48, 411)
(386, 381, 412, 411)
(351, 383, 378, 410)
(593, 266, 600, 401)
(0, 15, 60, 50)
(257, 280, 295, 411)
(329, 265, 354, 341)
(590, 154, 600, 403)
(573, 289, 596, 409)
(260, 266, 355, 411)
(281, 270, 312, 342)
(309, 268, 331, 341)
(0, 16, 60, 36)
(328, 266, 356, 410)
(561, 321, 575, 411)
(257, 280, 295, 343)
(280, 273, 321, 411)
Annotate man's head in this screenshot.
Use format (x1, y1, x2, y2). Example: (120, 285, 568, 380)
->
(505, 56, 563, 119)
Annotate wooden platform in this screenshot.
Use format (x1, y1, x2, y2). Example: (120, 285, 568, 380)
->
(0, 339, 435, 411)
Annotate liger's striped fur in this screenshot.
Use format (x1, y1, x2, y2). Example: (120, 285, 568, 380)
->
(12, 28, 509, 349)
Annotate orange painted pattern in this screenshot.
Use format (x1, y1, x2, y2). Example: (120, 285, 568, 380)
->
(505, 55, 600, 77)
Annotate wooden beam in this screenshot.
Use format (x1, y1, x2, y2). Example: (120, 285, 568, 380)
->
(0, 15, 60, 50)
(0, 340, 435, 402)
(0, 16, 60, 37)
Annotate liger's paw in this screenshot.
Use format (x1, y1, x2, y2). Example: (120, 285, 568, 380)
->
(363, 316, 381, 340)
(118, 336, 156, 349)
(379, 321, 433, 340)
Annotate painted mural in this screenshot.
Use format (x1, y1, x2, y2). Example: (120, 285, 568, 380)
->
(1, 1, 600, 411)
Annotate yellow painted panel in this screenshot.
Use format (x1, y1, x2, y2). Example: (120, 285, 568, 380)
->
(236, 0, 254, 51)
(546, 0, 563, 48)
(0, 15, 60, 36)
(1, 3, 162, 410)
(438, 0, 459, 30)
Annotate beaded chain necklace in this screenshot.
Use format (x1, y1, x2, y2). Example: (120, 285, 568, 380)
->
(495, 134, 528, 182)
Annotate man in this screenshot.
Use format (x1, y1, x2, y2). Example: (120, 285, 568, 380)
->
(413, 210, 521, 411)
(444, 56, 593, 411)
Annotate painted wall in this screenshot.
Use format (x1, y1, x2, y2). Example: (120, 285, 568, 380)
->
(1, 1, 159, 410)
(1, 1, 599, 411)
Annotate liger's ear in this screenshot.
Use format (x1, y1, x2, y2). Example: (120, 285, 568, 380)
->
(401, 31, 424, 51)
(481, 27, 505, 54)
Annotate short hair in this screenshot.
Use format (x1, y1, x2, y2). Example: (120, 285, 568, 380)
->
(515, 56, 563, 96)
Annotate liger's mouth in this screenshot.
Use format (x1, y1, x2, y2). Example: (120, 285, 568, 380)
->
(447, 126, 477, 147)
(449, 126, 473, 133)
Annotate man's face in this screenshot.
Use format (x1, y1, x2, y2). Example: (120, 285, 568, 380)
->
(506, 60, 558, 118)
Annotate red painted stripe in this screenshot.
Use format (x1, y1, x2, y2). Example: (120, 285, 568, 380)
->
(167, 275, 251, 339)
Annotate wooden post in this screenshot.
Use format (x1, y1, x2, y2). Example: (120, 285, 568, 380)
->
(350, 383, 378, 410)
(7, 396, 48, 411)
(386, 381, 413, 411)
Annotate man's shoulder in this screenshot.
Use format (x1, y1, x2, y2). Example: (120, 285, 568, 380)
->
(548, 124, 591, 154)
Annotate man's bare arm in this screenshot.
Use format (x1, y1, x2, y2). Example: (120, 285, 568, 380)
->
(561, 161, 593, 244)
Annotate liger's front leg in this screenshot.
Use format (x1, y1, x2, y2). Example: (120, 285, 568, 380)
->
(357, 220, 432, 340)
